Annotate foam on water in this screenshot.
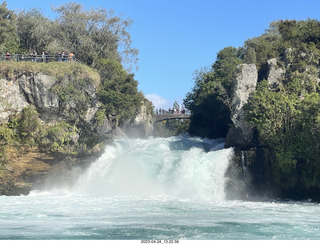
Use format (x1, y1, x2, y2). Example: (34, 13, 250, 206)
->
(1, 194, 320, 240)
(68, 135, 232, 200)
(2, 136, 320, 240)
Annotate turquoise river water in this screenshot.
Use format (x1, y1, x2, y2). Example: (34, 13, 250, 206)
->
(0, 135, 319, 240)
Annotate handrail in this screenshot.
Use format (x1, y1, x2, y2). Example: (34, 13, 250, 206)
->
(153, 113, 191, 123)
(0, 54, 80, 63)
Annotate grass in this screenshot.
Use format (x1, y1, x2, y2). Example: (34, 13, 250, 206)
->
(0, 61, 100, 86)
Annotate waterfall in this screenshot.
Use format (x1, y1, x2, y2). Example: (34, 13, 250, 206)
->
(240, 150, 252, 199)
(70, 135, 233, 201)
(241, 151, 248, 182)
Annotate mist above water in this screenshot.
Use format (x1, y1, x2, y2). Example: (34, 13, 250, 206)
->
(61, 135, 233, 201)
(13, 135, 320, 240)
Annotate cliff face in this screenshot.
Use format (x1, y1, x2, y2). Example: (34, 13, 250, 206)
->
(225, 59, 284, 149)
(225, 53, 320, 201)
(225, 59, 284, 200)
(123, 101, 154, 138)
(1, 73, 99, 126)
(225, 64, 257, 149)
(0, 67, 152, 195)
(0, 70, 102, 195)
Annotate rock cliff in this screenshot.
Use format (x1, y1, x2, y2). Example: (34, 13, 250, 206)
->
(123, 101, 154, 138)
(225, 59, 286, 149)
(225, 64, 258, 149)
(266, 58, 285, 89)
(224, 60, 285, 199)
(0, 64, 152, 195)
(1, 73, 99, 126)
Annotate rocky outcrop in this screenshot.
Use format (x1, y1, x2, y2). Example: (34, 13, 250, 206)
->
(267, 58, 285, 89)
(123, 101, 154, 138)
(0, 78, 28, 122)
(225, 64, 258, 148)
(19, 73, 100, 124)
(0, 72, 119, 139)
(0, 69, 152, 195)
(225, 59, 287, 149)
(1, 73, 98, 125)
(18, 74, 59, 116)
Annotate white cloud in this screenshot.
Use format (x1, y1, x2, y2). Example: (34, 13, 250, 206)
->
(145, 94, 171, 110)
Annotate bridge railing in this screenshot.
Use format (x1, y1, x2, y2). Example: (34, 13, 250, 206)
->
(153, 113, 191, 123)
(154, 109, 190, 115)
(0, 54, 81, 63)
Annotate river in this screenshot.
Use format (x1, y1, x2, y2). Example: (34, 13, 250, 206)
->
(0, 135, 319, 240)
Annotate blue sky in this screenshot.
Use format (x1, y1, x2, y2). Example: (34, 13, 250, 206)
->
(6, 0, 320, 109)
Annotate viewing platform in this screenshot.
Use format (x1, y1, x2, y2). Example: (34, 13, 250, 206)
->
(0, 54, 81, 64)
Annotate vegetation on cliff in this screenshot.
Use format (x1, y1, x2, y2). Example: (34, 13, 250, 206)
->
(95, 59, 145, 123)
(0, 1, 146, 123)
(185, 19, 320, 200)
(0, 61, 100, 83)
(0, 1, 138, 69)
(183, 47, 240, 138)
(0, 2, 150, 195)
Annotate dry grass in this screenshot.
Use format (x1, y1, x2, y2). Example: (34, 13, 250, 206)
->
(0, 61, 100, 86)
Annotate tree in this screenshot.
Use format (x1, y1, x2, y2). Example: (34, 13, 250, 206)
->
(17, 9, 56, 53)
(15, 2, 139, 70)
(96, 59, 144, 123)
(183, 55, 235, 139)
(52, 2, 138, 69)
(184, 18, 320, 199)
(0, 1, 19, 53)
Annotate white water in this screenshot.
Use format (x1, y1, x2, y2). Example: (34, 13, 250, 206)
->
(1, 135, 320, 240)
(71, 136, 231, 200)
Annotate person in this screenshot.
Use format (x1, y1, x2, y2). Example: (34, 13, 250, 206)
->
(68, 52, 74, 63)
(44, 50, 49, 62)
(62, 51, 68, 62)
(42, 52, 45, 63)
(31, 49, 37, 62)
(57, 51, 62, 62)
(5, 51, 10, 61)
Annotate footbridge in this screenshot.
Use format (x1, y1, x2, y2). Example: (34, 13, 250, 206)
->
(153, 114, 191, 123)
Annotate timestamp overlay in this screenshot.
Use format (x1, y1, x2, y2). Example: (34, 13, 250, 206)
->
(141, 240, 179, 244)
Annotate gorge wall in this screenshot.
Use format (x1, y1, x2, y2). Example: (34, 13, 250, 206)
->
(225, 64, 257, 149)
(0, 64, 153, 195)
(225, 51, 320, 201)
(225, 58, 289, 200)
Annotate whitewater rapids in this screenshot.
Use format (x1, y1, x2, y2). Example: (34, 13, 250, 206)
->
(2, 135, 320, 240)
(70, 135, 232, 200)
